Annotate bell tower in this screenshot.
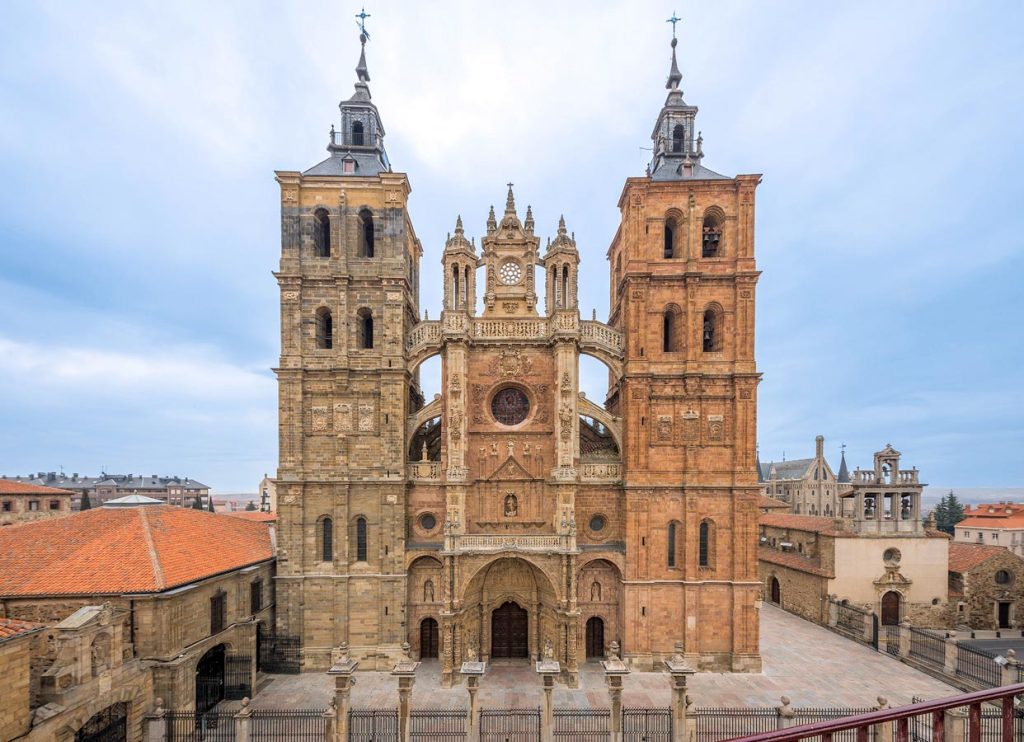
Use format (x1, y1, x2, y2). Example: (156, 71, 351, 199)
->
(481, 187, 540, 316)
(607, 25, 763, 671)
(273, 27, 422, 670)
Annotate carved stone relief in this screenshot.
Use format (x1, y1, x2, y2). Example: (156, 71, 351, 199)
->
(334, 402, 353, 432)
(657, 415, 673, 441)
(707, 414, 724, 442)
(311, 406, 330, 432)
(358, 402, 375, 432)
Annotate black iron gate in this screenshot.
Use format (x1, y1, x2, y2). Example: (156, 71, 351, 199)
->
(76, 702, 129, 742)
(259, 632, 301, 674)
(350, 709, 398, 741)
(225, 655, 252, 700)
(196, 644, 226, 713)
(554, 708, 611, 741)
(623, 707, 672, 742)
(479, 708, 541, 741)
(410, 708, 467, 740)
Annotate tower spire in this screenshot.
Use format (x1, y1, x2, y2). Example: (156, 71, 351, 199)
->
(505, 183, 517, 215)
(665, 12, 683, 91)
(356, 33, 370, 83)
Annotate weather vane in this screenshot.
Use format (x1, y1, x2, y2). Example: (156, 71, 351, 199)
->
(666, 11, 681, 39)
(355, 6, 371, 40)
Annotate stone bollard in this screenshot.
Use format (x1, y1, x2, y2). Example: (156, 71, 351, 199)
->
(873, 696, 892, 742)
(392, 642, 420, 742)
(323, 699, 337, 742)
(944, 631, 958, 675)
(461, 650, 486, 742)
(943, 706, 967, 742)
(144, 697, 167, 742)
(1000, 648, 1019, 686)
(665, 642, 695, 742)
(602, 641, 630, 742)
(828, 595, 839, 628)
(898, 621, 912, 659)
(235, 697, 252, 742)
(536, 638, 561, 742)
(864, 613, 876, 645)
(776, 696, 795, 730)
(327, 642, 359, 742)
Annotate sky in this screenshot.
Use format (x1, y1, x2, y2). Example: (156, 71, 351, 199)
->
(0, 1, 1022, 493)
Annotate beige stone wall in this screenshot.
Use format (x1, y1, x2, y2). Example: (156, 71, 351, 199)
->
(758, 562, 828, 624)
(959, 551, 1024, 630)
(0, 633, 34, 741)
(832, 537, 948, 607)
(0, 492, 73, 526)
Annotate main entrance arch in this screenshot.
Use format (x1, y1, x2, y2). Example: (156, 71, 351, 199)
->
(420, 617, 439, 658)
(881, 591, 901, 626)
(195, 644, 226, 713)
(491, 601, 529, 658)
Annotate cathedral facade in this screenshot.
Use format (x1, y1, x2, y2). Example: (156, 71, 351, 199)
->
(273, 31, 762, 683)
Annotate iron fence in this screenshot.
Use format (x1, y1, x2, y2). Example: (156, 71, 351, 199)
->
(225, 655, 252, 700)
(75, 702, 129, 742)
(259, 633, 302, 674)
(957, 644, 1002, 688)
(835, 603, 874, 647)
(791, 708, 875, 741)
(251, 709, 326, 740)
(884, 625, 900, 657)
(553, 708, 611, 741)
(975, 704, 1024, 742)
(410, 708, 467, 740)
(694, 707, 777, 741)
(349, 709, 398, 741)
(165, 711, 236, 741)
(623, 707, 672, 742)
(909, 628, 946, 668)
(479, 708, 541, 742)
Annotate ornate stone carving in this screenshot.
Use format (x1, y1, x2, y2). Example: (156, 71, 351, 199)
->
(311, 406, 330, 432)
(682, 410, 699, 442)
(282, 290, 299, 301)
(334, 402, 352, 432)
(487, 348, 534, 378)
(657, 415, 673, 441)
(503, 493, 518, 517)
(358, 402, 375, 432)
(707, 414, 724, 442)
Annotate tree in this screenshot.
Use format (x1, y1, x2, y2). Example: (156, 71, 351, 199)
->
(79, 491, 92, 511)
(208, 495, 216, 513)
(192, 495, 204, 510)
(935, 490, 966, 534)
(245, 501, 257, 512)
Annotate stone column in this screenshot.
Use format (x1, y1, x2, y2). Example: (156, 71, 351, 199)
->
(603, 641, 630, 742)
(327, 643, 359, 742)
(874, 696, 892, 742)
(144, 698, 167, 742)
(776, 696, 795, 731)
(323, 700, 337, 742)
(827, 595, 839, 628)
(898, 620, 911, 658)
(235, 698, 252, 742)
(1000, 649, 1018, 686)
(665, 643, 695, 742)
(461, 657, 486, 742)
(943, 707, 967, 742)
(392, 643, 420, 742)
(536, 643, 561, 742)
(944, 632, 958, 675)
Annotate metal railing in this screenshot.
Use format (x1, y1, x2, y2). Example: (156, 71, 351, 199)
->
(958, 644, 1003, 688)
(250, 710, 326, 740)
(349, 709, 398, 741)
(623, 707, 672, 742)
(553, 708, 611, 741)
(410, 708, 467, 740)
(165, 711, 236, 741)
(479, 708, 541, 741)
(737, 684, 1024, 742)
(910, 628, 946, 667)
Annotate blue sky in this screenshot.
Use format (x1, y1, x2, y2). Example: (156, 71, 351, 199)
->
(1, 1, 1021, 492)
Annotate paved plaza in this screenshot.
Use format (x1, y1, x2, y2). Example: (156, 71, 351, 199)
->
(235, 606, 959, 711)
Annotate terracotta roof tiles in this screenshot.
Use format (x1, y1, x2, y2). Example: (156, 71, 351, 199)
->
(759, 512, 842, 536)
(0, 505, 273, 597)
(758, 547, 835, 578)
(0, 480, 73, 496)
(948, 542, 1020, 574)
(0, 617, 43, 643)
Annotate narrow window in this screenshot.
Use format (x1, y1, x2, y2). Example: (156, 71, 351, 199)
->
(561, 265, 569, 308)
(452, 264, 460, 308)
(702, 308, 720, 352)
(672, 124, 685, 153)
(663, 310, 677, 353)
(664, 218, 676, 259)
(315, 307, 333, 349)
(667, 522, 677, 568)
(551, 265, 559, 307)
(321, 517, 333, 562)
(352, 120, 364, 146)
(313, 208, 331, 257)
(699, 521, 711, 567)
(356, 517, 367, 561)
(250, 579, 263, 614)
(358, 208, 375, 257)
(702, 212, 722, 257)
(210, 591, 226, 635)
(356, 308, 374, 349)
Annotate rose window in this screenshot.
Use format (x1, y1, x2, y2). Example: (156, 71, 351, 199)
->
(491, 387, 530, 426)
(498, 261, 522, 285)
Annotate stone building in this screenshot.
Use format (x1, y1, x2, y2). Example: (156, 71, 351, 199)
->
(0, 480, 73, 526)
(273, 30, 763, 680)
(947, 542, 1024, 630)
(759, 435, 847, 516)
(954, 503, 1024, 558)
(0, 617, 42, 741)
(0, 497, 274, 722)
(2, 472, 210, 509)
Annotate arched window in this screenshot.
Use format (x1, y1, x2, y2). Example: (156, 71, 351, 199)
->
(663, 308, 679, 353)
(699, 520, 713, 567)
(672, 124, 685, 153)
(667, 522, 677, 568)
(664, 218, 676, 259)
(352, 120, 364, 146)
(358, 209, 375, 258)
(321, 517, 333, 562)
(561, 265, 570, 308)
(313, 209, 331, 258)
(551, 265, 560, 307)
(315, 307, 333, 349)
(701, 210, 722, 257)
(356, 308, 374, 349)
(702, 307, 721, 352)
(452, 264, 460, 308)
(356, 517, 367, 561)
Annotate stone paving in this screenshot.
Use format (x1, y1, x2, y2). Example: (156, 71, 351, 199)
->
(234, 605, 960, 712)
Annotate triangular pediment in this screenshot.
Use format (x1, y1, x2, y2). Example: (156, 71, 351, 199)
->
(487, 456, 533, 481)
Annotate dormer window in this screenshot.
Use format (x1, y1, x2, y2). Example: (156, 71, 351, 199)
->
(342, 158, 356, 174)
(352, 121, 365, 146)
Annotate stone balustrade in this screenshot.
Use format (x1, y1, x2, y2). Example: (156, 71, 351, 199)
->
(581, 462, 623, 482)
(580, 320, 624, 353)
(407, 461, 442, 482)
(452, 534, 568, 553)
(406, 320, 442, 350)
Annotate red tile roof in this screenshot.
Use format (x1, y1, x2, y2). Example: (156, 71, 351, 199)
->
(759, 496, 790, 511)
(760, 513, 842, 536)
(948, 542, 1020, 574)
(227, 511, 277, 523)
(758, 547, 835, 578)
(0, 480, 73, 496)
(0, 617, 42, 643)
(957, 504, 1024, 529)
(0, 505, 273, 597)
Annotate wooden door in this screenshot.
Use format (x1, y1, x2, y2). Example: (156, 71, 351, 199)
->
(491, 601, 529, 658)
(770, 577, 781, 604)
(420, 617, 439, 658)
(999, 602, 1012, 629)
(881, 591, 901, 626)
(585, 616, 605, 658)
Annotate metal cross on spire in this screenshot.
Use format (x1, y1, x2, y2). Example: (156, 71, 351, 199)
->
(355, 6, 371, 40)
(666, 11, 681, 39)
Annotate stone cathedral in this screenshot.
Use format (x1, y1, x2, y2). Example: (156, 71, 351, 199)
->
(273, 30, 763, 684)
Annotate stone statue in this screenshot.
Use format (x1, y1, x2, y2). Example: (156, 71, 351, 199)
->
(543, 637, 554, 660)
(424, 579, 435, 602)
(591, 581, 601, 601)
(466, 638, 478, 662)
(504, 494, 518, 518)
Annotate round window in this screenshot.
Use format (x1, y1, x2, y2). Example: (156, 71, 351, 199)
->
(498, 261, 523, 285)
(883, 548, 902, 566)
(589, 515, 606, 532)
(419, 513, 437, 531)
(996, 570, 1012, 585)
(491, 387, 530, 426)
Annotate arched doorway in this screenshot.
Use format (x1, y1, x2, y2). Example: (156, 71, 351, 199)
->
(75, 702, 128, 742)
(585, 616, 605, 659)
(195, 644, 226, 713)
(420, 617, 439, 659)
(491, 601, 529, 658)
(881, 591, 901, 626)
(769, 577, 781, 605)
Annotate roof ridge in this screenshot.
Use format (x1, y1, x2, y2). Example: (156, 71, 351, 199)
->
(136, 508, 166, 591)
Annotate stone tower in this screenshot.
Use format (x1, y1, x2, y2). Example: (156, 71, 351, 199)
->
(605, 34, 763, 670)
(273, 32, 422, 668)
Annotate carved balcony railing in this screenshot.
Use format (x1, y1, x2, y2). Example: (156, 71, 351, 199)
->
(450, 534, 572, 553)
(580, 462, 622, 483)
(851, 469, 920, 485)
(580, 320, 624, 354)
(473, 319, 548, 341)
(406, 320, 442, 351)
(407, 461, 442, 482)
